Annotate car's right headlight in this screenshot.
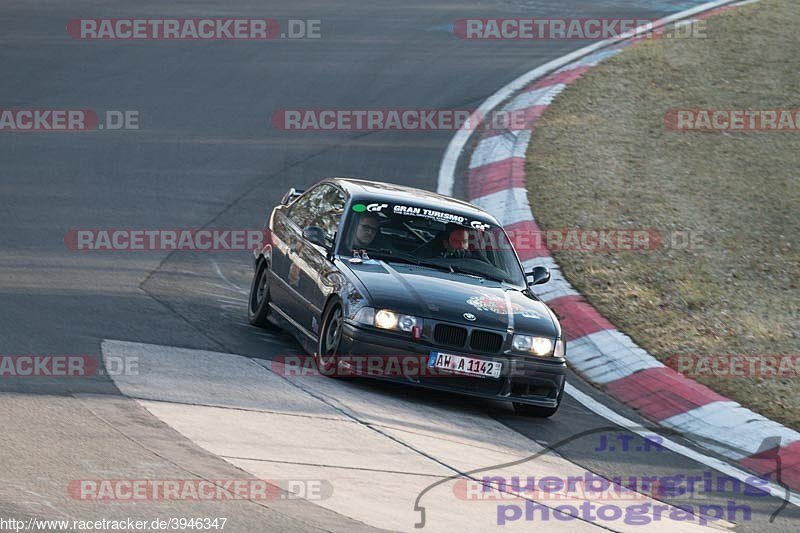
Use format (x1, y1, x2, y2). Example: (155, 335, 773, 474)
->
(512, 335, 554, 356)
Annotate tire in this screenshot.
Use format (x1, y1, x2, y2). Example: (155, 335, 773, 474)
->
(513, 386, 563, 418)
(248, 259, 275, 328)
(315, 300, 345, 377)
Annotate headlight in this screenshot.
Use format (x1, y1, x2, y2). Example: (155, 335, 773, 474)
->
(374, 309, 398, 330)
(353, 307, 375, 325)
(397, 314, 420, 332)
(512, 335, 554, 356)
(355, 307, 420, 333)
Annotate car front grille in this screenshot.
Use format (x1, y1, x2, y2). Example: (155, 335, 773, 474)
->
(432, 323, 505, 354)
(470, 330, 504, 354)
(433, 324, 468, 348)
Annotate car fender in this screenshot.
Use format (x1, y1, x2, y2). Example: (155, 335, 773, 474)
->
(253, 243, 272, 269)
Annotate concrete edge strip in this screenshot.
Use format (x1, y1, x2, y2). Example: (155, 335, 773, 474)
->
(437, 0, 800, 492)
(99, 338, 800, 513)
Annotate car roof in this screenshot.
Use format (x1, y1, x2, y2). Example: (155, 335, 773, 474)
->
(324, 177, 500, 225)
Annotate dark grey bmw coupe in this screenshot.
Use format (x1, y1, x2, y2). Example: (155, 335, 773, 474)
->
(248, 178, 566, 417)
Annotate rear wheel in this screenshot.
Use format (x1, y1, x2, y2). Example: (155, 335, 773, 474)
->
(316, 301, 344, 376)
(248, 259, 275, 328)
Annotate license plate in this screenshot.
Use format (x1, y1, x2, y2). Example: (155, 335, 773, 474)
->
(428, 351, 502, 379)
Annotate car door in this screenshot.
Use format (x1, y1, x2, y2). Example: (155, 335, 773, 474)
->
(270, 185, 327, 330)
(294, 185, 346, 336)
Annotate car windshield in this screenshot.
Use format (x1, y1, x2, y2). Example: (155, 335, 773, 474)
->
(339, 202, 526, 286)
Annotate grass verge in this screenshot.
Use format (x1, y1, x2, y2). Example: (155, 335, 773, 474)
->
(525, 0, 799, 429)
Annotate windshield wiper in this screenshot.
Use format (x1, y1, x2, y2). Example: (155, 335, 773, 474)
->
(368, 254, 418, 267)
(369, 250, 455, 274)
(416, 260, 455, 273)
(448, 265, 507, 283)
(368, 249, 419, 263)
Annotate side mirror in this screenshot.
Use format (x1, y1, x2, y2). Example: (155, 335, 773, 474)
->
(281, 187, 305, 206)
(526, 266, 550, 286)
(302, 226, 327, 248)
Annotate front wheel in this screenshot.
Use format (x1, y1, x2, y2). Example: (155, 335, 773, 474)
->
(248, 259, 276, 328)
(315, 301, 345, 377)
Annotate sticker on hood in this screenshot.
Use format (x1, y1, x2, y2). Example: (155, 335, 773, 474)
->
(466, 294, 523, 315)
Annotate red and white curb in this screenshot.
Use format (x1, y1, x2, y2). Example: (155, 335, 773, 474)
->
(440, 0, 800, 492)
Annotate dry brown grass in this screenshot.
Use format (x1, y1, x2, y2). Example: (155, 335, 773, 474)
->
(524, 0, 800, 428)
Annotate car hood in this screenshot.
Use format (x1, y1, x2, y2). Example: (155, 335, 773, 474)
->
(342, 259, 559, 337)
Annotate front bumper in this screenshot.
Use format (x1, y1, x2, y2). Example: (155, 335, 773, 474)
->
(340, 322, 566, 408)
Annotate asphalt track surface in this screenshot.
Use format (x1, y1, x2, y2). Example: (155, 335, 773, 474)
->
(1, 0, 797, 531)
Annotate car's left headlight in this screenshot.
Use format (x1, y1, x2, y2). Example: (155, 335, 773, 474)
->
(354, 307, 420, 333)
(512, 334, 554, 356)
